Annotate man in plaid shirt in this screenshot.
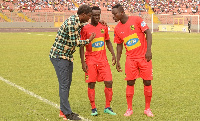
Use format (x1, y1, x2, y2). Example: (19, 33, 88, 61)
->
(49, 5, 96, 120)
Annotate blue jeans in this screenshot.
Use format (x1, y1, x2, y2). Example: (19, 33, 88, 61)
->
(50, 57, 73, 115)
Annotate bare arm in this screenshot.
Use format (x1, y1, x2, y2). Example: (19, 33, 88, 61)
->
(106, 40, 116, 66)
(116, 43, 123, 72)
(144, 29, 152, 62)
(79, 46, 88, 73)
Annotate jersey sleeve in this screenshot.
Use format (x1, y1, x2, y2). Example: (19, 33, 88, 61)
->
(105, 26, 110, 41)
(80, 27, 87, 40)
(137, 16, 149, 32)
(114, 27, 123, 44)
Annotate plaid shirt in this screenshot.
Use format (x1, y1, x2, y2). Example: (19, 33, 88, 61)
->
(49, 14, 89, 62)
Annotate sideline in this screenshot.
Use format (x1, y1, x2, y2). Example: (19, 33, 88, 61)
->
(0, 76, 91, 121)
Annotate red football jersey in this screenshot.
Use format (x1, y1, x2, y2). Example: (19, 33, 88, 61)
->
(114, 16, 149, 59)
(81, 23, 110, 61)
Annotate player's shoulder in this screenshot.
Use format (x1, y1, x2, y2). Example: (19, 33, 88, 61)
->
(66, 14, 78, 25)
(114, 22, 122, 31)
(82, 23, 92, 30)
(129, 16, 141, 20)
(98, 22, 108, 29)
(84, 23, 92, 27)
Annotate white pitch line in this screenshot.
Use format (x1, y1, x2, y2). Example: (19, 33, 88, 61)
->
(0, 76, 91, 121)
(0, 76, 59, 109)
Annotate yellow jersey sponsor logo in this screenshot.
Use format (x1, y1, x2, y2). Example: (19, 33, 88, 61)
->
(123, 33, 141, 51)
(92, 37, 105, 52)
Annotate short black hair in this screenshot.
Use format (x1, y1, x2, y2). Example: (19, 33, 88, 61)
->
(91, 6, 101, 11)
(112, 4, 124, 12)
(77, 4, 92, 15)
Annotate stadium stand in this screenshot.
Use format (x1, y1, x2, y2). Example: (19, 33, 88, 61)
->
(0, 0, 199, 27)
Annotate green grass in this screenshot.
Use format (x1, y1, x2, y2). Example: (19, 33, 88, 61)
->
(0, 32, 200, 121)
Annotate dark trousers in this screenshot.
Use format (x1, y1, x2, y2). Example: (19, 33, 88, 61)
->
(50, 57, 73, 115)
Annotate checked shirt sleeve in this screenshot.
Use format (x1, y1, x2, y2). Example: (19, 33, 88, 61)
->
(65, 19, 90, 47)
(49, 14, 90, 61)
(76, 39, 90, 47)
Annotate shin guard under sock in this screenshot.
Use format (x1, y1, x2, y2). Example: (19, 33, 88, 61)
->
(104, 87, 113, 108)
(126, 85, 134, 110)
(144, 85, 152, 110)
(88, 88, 96, 109)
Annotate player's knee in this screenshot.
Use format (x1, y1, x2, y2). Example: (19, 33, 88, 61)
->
(88, 82, 96, 89)
(143, 80, 151, 86)
(127, 80, 135, 86)
(104, 81, 113, 88)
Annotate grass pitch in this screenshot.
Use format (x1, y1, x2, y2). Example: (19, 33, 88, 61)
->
(0, 32, 199, 121)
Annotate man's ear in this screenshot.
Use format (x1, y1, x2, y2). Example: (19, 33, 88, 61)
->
(80, 13, 86, 17)
(79, 13, 83, 20)
(120, 11, 124, 15)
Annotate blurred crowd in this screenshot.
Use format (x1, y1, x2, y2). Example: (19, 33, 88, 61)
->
(0, 0, 199, 15)
(0, 0, 79, 12)
(149, 0, 199, 15)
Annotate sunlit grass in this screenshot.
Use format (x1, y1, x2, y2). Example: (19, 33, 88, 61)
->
(0, 32, 199, 120)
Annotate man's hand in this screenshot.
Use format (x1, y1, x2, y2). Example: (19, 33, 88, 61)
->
(89, 32, 96, 42)
(112, 56, 116, 66)
(82, 61, 88, 73)
(99, 20, 107, 26)
(116, 62, 122, 72)
(145, 50, 152, 62)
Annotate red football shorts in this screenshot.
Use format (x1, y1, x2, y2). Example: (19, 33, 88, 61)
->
(125, 58, 153, 81)
(85, 61, 112, 83)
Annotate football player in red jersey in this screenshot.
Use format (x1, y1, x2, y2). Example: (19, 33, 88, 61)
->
(80, 6, 116, 116)
(112, 4, 154, 117)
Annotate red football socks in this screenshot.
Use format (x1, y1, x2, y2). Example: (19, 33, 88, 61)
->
(126, 85, 134, 110)
(144, 85, 152, 110)
(88, 88, 96, 109)
(104, 87, 113, 108)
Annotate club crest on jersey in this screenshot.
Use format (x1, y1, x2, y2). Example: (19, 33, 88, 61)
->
(130, 25, 135, 30)
(85, 75, 89, 80)
(101, 29, 104, 33)
(141, 21, 146, 27)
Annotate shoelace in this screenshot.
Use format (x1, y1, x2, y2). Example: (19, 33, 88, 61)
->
(69, 114, 80, 120)
(146, 109, 153, 115)
(71, 112, 78, 116)
(92, 109, 97, 113)
(108, 108, 113, 112)
(125, 109, 132, 114)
